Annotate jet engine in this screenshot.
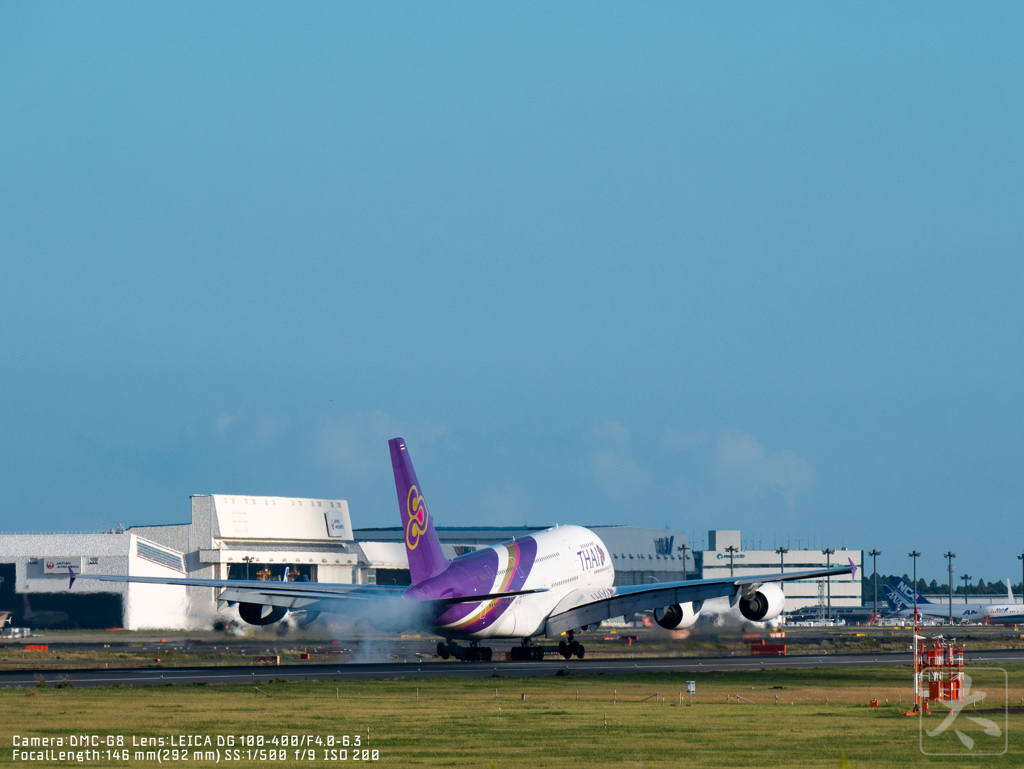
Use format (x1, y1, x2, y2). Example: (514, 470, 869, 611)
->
(738, 583, 785, 622)
(653, 601, 703, 630)
(237, 602, 289, 626)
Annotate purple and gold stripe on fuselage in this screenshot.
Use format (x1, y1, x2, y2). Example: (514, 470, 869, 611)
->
(435, 537, 537, 635)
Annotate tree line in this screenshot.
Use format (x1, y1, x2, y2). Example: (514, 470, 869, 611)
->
(862, 574, 1023, 603)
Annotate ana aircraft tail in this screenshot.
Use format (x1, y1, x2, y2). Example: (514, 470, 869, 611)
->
(889, 576, 932, 606)
(881, 584, 904, 612)
(389, 438, 450, 585)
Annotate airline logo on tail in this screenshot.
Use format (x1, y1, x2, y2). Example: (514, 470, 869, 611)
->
(406, 486, 429, 550)
(882, 584, 907, 612)
(889, 576, 932, 607)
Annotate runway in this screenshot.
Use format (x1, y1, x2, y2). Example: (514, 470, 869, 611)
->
(8, 649, 1024, 688)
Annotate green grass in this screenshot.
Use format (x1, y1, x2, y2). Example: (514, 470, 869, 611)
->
(4, 666, 1023, 767)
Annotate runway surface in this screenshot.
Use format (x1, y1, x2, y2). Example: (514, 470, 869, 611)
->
(8, 650, 1024, 688)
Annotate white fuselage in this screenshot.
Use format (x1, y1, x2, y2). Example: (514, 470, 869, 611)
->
(907, 602, 1024, 624)
(438, 525, 615, 640)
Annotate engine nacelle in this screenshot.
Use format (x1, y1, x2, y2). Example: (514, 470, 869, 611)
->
(653, 601, 703, 630)
(238, 602, 289, 626)
(738, 583, 785, 622)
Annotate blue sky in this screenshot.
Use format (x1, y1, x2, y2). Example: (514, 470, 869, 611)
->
(1, 4, 1022, 582)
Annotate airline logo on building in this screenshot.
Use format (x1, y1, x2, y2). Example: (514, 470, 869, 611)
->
(43, 557, 82, 574)
(325, 513, 348, 538)
(654, 536, 674, 556)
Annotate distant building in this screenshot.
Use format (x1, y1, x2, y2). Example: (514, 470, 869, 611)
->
(0, 494, 375, 629)
(0, 532, 187, 630)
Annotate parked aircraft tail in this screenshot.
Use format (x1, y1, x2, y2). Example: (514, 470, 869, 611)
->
(389, 438, 450, 585)
(889, 576, 932, 606)
(881, 584, 905, 612)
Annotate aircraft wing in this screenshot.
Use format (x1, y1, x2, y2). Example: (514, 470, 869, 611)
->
(70, 572, 547, 614)
(71, 572, 406, 599)
(543, 561, 856, 637)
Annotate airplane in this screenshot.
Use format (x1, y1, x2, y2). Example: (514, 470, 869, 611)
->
(882, 576, 1024, 625)
(70, 438, 856, 661)
(20, 595, 70, 628)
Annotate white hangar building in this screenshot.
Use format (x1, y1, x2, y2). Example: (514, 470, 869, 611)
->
(0, 532, 188, 630)
(0, 494, 384, 630)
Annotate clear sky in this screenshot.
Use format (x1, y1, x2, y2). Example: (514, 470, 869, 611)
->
(1, 4, 1021, 582)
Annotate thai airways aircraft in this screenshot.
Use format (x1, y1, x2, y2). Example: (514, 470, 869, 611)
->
(71, 438, 856, 661)
(882, 577, 1024, 625)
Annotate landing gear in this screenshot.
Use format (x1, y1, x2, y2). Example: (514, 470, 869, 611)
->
(509, 638, 544, 661)
(558, 630, 585, 660)
(436, 639, 492, 662)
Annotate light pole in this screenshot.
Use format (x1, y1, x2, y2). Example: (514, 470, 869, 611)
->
(775, 546, 789, 574)
(962, 574, 972, 605)
(1017, 554, 1024, 604)
(677, 542, 690, 581)
(908, 551, 921, 615)
(909, 550, 921, 709)
(822, 549, 835, 620)
(944, 551, 955, 625)
(725, 545, 739, 578)
(868, 549, 881, 620)
(242, 555, 255, 580)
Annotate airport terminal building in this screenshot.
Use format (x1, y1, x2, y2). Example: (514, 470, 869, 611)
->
(0, 494, 862, 629)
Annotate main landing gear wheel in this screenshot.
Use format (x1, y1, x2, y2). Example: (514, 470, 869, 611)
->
(559, 632, 586, 660)
(558, 641, 585, 659)
(437, 641, 492, 662)
(509, 639, 544, 661)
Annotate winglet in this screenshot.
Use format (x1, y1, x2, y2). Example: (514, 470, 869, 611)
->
(68, 566, 76, 589)
(848, 557, 857, 581)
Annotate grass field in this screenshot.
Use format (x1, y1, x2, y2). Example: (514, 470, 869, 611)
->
(3, 624, 1022, 670)
(4, 666, 1023, 767)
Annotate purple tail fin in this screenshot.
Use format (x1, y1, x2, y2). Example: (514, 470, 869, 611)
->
(389, 438, 450, 584)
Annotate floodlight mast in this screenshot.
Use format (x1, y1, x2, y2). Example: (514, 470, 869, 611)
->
(775, 546, 789, 574)
(944, 551, 955, 625)
(677, 542, 690, 581)
(724, 545, 739, 578)
(909, 550, 921, 710)
(1018, 554, 1024, 605)
(868, 549, 881, 620)
(822, 548, 836, 620)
